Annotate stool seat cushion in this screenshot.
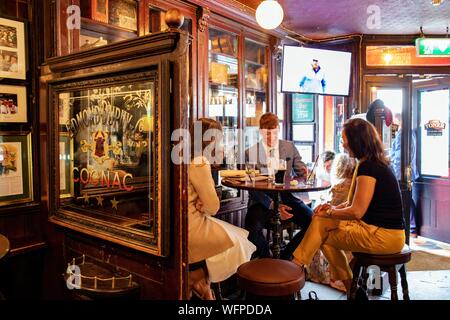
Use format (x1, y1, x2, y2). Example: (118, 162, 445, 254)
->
(352, 245, 412, 266)
(237, 258, 305, 296)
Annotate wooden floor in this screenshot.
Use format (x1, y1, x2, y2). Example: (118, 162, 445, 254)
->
(301, 235, 450, 300)
(302, 270, 450, 300)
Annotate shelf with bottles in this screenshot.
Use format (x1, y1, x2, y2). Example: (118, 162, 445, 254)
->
(209, 50, 239, 61)
(209, 30, 238, 57)
(208, 82, 239, 91)
(78, 17, 138, 51)
(209, 56, 238, 88)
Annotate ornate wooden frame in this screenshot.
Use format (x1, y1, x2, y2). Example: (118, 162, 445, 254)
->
(41, 31, 190, 257)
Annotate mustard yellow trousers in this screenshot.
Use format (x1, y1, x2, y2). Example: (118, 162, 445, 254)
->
(292, 216, 405, 281)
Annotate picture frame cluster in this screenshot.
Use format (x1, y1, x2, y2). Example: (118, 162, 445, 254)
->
(0, 16, 32, 207)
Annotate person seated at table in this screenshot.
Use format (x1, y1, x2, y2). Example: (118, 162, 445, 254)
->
(306, 153, 355, 291)
(316, 150, 335, 183)
(188, 118, 256, 300)
(291, 118, 405, 298)
(245, 112, 313, 260)
(310, 150, 335, 205)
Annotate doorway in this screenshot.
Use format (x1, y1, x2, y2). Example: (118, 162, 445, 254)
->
(364, 75, 450, 244)
(364, 76, 414, 242)
(413, 76, 450, 243)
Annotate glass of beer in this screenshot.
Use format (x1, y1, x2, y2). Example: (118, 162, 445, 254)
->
(274, 159, 287, 185)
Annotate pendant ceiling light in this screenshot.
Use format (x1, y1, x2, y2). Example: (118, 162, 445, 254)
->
(256, 0, 284, 30)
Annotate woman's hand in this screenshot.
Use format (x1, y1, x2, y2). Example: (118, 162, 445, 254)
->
(279, 204, 293, 220)
(195, 199, 204, 212)
(314, 203, 330, 214)
(314, 203, 331, 218)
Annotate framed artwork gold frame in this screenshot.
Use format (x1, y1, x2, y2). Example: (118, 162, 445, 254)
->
(49, 67, 170, 257)
(0, 132, 33, 206)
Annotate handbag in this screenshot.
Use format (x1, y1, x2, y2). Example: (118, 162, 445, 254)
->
(307, 291, 319, 300)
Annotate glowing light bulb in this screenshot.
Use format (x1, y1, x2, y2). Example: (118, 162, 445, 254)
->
(384, 53, 393, 64)
(256, 1, 284, 30)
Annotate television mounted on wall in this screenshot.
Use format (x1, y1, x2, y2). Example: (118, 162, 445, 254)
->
(281, 45, 352, 96)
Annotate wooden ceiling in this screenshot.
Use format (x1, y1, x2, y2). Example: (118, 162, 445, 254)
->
(237, 0, 450, 38)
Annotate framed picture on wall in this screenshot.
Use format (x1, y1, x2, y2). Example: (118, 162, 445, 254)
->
(295, 144, 314, 164)
(292, 94, 314, 122)
(0, 85, 27, 123)
(0, 132, 33, 206)
(109, 0, 138, 31)
(0, 17, 26, 80)
(91, 0, 109, 23)
(293, 123, 315, 142)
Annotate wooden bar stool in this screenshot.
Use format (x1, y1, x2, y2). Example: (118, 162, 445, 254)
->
(237, 258, 305, 300)
(349, 245, 411, 300)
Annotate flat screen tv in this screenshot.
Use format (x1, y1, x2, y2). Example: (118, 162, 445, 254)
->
(281, 46, 352, 96)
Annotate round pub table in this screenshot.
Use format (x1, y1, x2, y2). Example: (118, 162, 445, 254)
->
(222, 177, 330, 259)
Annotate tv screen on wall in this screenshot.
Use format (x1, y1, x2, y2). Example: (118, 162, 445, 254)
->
(281, 46, 352, 96)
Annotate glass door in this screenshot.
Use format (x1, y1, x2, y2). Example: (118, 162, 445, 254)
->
(413, 78, 450, 243)
(418, 89, 449, 178)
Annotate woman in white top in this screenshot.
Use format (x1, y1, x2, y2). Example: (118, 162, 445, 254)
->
(188, 118, 256, 300)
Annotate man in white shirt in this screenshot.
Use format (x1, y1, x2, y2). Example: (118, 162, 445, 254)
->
(245, 112, 313, 260)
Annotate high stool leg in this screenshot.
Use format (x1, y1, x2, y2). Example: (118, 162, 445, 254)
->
(360, 266, 369, 293)
(349, 262, 361, 300)
(398, 264, 410, 300)
(211, 282, 223, 300)
(387, 266, 398, 300)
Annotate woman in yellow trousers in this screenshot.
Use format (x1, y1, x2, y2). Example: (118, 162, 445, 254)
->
(291, 118, 406, 297)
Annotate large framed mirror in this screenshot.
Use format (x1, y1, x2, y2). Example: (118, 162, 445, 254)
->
(49, 67, 170, 256)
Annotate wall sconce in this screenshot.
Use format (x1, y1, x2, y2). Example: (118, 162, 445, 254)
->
(256, 0, 284, 30)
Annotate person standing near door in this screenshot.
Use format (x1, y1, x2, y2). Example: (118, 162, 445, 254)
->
(389, 113, 418, 236)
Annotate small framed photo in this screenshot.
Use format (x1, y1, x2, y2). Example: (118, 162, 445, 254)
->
(293, 123, 315, 142)
(295, 144, 314, 164)
(92, 0, 109, 23)
(0, 132, 33, 206)
(0, 17, 26, 80)
(0, 85, 27, 123)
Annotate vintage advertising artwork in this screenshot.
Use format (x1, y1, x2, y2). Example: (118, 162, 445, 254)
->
(109, 0, 137, 31)
(0, 142, 23, 197)
(0, 133, 32, 205)
(0, 18, 26, 80)
(0, 85, 27, 123)
(58, 80, 155, 233)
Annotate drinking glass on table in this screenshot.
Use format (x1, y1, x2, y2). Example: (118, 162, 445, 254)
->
(245, 162, 257, 185)
(274, 159, 287, 185)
